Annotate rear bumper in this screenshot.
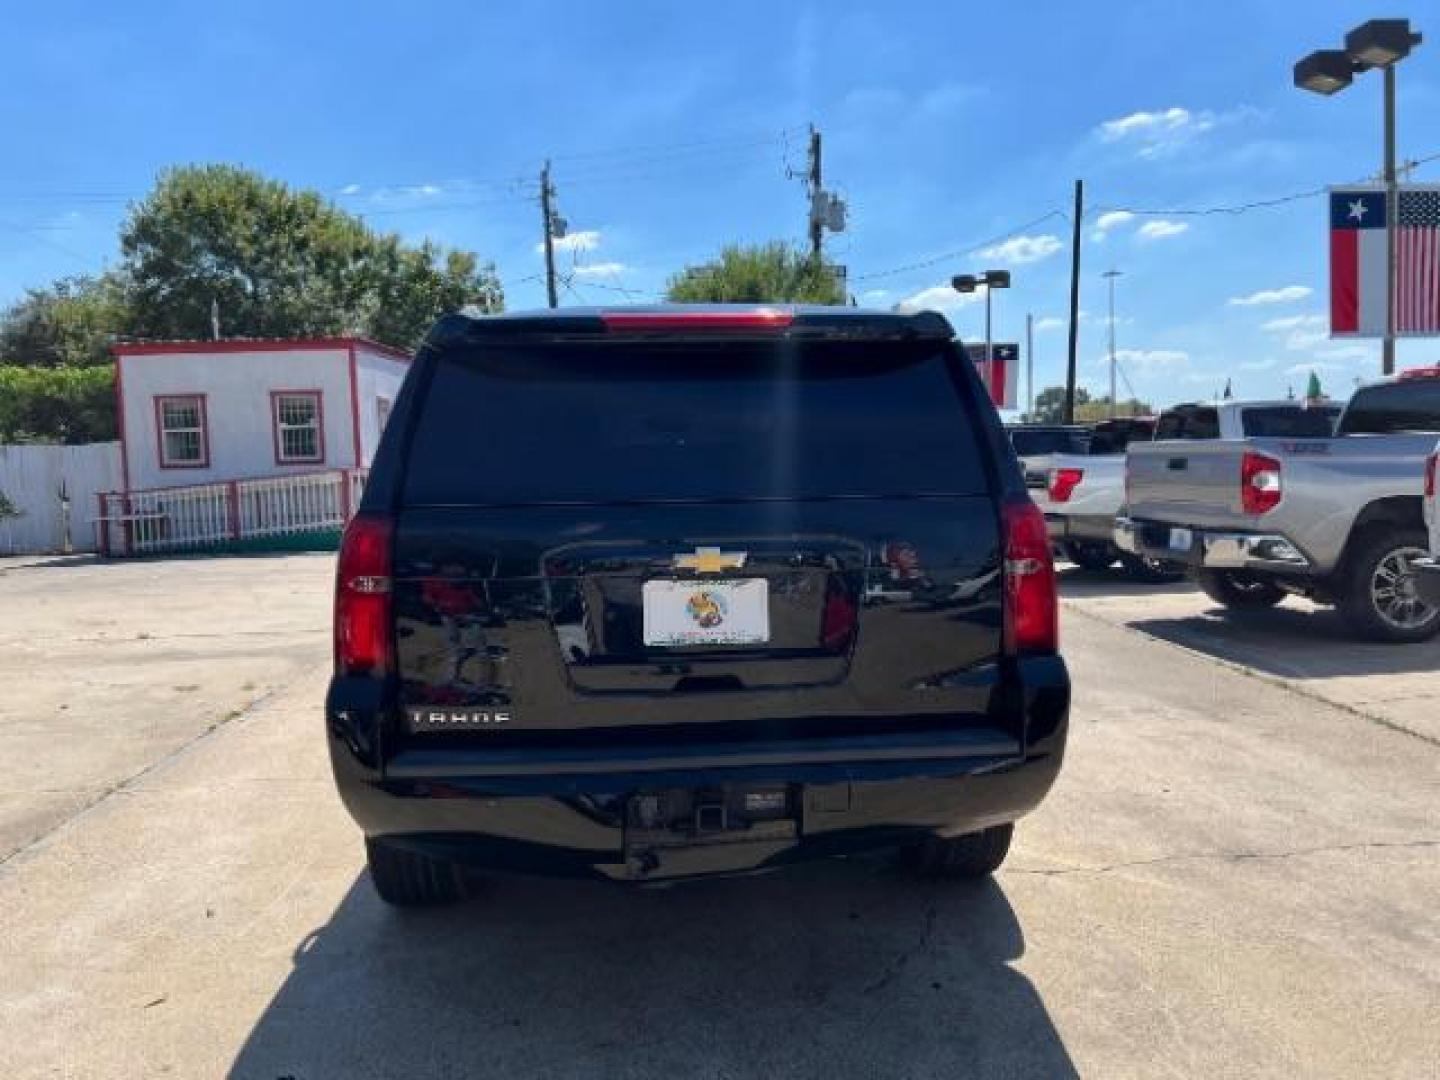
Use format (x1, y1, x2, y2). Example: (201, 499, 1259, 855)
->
(326, 661, 1069, 883)
(1415, 558, 1440, 608)
(1114, 516, 1310, 571)
(1045, 512, 1115, 544)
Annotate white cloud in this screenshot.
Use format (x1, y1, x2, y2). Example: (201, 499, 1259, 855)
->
(1228, 285, 1312, 307)
(1097, 106, 1222, 158)
(572, 261, 627, 277)
(1091, 210, 1134, 241)
(1261, 315, 1330, 352)
(896, 284, 984, 314)
(537, 229, 601, 255)
(978, 234, 1063, 265)
(1112, 348, 1189, 370)
(1285, 328, 1329, 351)
(1098, 107, 1197, 141)
(339, 183, 361, 196)
(1238, 358, 1278, 371)
(1033, 316, 1067, 332)
(1137, 219, 1189, 241)
(1314, 343, 1374, 362)
(861, 289, 890, 303)
(1261, 313, 1327, 332)
(1285, 362, 1345, 375)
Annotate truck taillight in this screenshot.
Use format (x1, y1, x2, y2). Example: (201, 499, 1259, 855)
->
(1048, 467, 1084, 503)
(335, 513, 394, 677)
(1002, 497, 1058, 655)
(1241, 451, 1283, 515)
(1426, 451, 1437, 500)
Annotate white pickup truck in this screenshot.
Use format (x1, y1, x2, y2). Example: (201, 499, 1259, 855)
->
(1417, 442, 1440, 607)
(1037, 403, 1337, 580)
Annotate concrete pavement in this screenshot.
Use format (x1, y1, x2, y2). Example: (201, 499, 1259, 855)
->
(0, 555, 1437, 1078)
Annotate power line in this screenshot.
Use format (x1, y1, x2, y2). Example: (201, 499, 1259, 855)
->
(851, 209, 1068, 282)
(1094, 147, 1440, 219)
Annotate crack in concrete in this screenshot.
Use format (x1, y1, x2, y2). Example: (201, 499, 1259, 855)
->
(0, 686, 285, 874)
(1006, 838, 1440, 878)
(861, 903, 938, 995)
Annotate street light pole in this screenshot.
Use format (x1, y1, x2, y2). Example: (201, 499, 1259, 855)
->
(1294, 18, 1422, 378)
(984, 284, 993, 390)
(1383, 63, 1397, 375)
(1103, 270, 1122, 418)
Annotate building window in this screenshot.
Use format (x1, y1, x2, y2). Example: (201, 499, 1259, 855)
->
(376, 397, 392, 434)
(155, 395, 209, 468)
(272, 391, 324, 465)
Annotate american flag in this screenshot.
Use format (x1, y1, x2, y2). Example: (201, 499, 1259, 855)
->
(1397, 187, 1440, 333)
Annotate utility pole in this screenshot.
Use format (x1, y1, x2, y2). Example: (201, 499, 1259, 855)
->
(1025, 312, 1035, 419)
(1103, 269, 1122, 418)
(1064, 180, 1083, 424)
(1382, 64, 1397, 375)
(539, 160, 558, 309)
(807, 125, 823, 262)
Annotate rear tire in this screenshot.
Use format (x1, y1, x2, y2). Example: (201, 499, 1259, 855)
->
(1195, 569, 1286, 609)
(366, 837, 469, 907)
(902, 823, 1014, 880)
(1337, 529, 1440, 644)
(1064, 541, 1117, 571)
(1118, 552, 1185, 584)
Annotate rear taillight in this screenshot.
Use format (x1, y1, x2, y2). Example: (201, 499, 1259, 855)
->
(820, 576, 857, 652)
(1048, 467, 1084, 503)
(335, 513, 394, 677)
(1241, 451, 1283, 515)
(1425, 451, 1437, 500)
(1002, 497, 1058, 655)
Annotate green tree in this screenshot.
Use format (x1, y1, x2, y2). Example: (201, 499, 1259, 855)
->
(666, 242, 846, 304)
(119, 164, 502, 348)
(0, 366, 118, 444)
(0, 275, 130, 368)
(1027, 386, 1090, 424)
(1074, 395, 1153, 422)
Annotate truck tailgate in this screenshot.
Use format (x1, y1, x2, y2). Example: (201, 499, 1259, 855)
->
(1126, 440, 1246, 526)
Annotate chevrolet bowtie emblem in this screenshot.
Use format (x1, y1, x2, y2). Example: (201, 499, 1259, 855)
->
(674, 546, 747, 574)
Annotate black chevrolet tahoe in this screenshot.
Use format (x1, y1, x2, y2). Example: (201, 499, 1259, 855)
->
(326, 305, 1069, 905)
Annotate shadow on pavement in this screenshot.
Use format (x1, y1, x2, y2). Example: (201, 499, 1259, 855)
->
(1056, 564, 1198, 600)
(230, 859, 1076, 1079)
(1131, 602, 1440, 680)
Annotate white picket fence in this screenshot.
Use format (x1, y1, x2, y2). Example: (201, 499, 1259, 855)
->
(0, 443, 124, 555)
(96, 469, 367, 556)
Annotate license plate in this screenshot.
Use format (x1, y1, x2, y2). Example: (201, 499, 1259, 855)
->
(1169, 527, 1194, 552)
(642, 578, 769, 646)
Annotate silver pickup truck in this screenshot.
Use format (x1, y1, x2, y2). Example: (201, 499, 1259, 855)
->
(1037, 405, 1334, 580)
(1116, 370, 1440, 642)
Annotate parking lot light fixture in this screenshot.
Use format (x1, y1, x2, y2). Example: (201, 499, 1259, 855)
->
(1294, 49, 1355, 95)
(1345, 19, 1422, 68)
(953, 271, 1012, 384)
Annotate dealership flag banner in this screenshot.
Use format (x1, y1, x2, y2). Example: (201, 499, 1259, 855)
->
(1331, 185, 1440, 337)
(963, 342, 1019, 409)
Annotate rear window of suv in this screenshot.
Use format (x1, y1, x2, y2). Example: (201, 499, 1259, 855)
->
(1339, 380, 1440, 435)
(402, 340, 990, 504)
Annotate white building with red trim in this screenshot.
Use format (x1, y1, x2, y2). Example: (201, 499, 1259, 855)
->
(111, 337, 409, 492)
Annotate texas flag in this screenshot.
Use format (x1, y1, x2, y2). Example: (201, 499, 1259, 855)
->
(963, 343, 1019, 409)
(1330, 188, 1387, 336)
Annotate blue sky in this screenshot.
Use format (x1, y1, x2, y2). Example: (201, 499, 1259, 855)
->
(4, 0, 1440, 412)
